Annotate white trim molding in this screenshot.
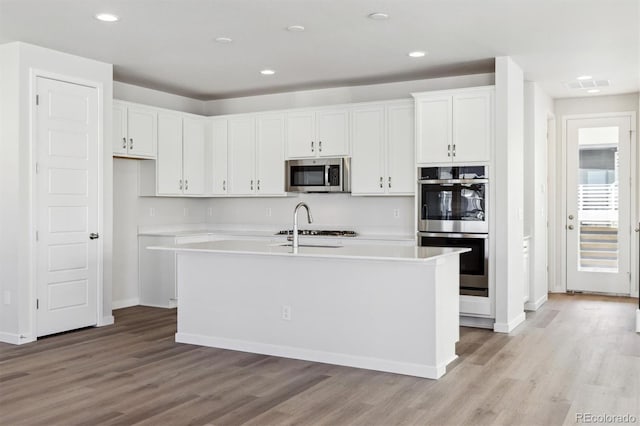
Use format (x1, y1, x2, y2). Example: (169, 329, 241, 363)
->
(524, 293, 548, 311)
(493, 312, 526, 333)
(98, 315, 114, 327)
(0, 332, 36, 345)
(112, 298, 140, 310)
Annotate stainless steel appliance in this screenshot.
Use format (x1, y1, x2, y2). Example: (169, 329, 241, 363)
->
(286, 157, 351, 193)
(418, 165, 489, 297)
(418, 166, 488, 233)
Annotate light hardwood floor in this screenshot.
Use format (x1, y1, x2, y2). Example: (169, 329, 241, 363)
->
(1, 293, 638, 426)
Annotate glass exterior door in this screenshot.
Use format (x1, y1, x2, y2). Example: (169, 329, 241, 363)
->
(566, 116, 631, 294)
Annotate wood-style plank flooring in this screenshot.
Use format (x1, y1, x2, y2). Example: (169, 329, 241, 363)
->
(1, 294, 638, 425)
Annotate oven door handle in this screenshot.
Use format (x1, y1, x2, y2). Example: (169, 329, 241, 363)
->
(418, 179, 488, 184)
(418, 232, 488, 239)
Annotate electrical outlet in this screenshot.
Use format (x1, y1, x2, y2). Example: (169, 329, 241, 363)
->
(266, 207, 272, 217)
(393, 208, 400, 218)
(149, 207, 155, 217)
(281, 305, 291, 321)
(3, 291, 10, 305)
(207, 207, 213, 217)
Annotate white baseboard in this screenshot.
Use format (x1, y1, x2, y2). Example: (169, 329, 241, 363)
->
(112, 298, 140, 310)
(524, 294, 548, 311)
(493, 312, 526, 333)
(0, 332, 36, 345)
(636, 309, 640, 333)
(98, 315, 114, 327)
(176, 332, 453, 379)
(460, 315, 495, 329)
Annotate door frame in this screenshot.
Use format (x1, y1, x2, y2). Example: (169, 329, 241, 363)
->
(559, 111, 638, 296)
(28, 69, 105, 340)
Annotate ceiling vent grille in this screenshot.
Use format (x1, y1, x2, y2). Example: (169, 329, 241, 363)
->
(563, 79, 611, 90)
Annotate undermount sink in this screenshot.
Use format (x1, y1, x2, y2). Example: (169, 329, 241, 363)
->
(278, 243, 343, 249)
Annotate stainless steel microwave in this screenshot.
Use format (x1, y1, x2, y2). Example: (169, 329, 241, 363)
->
(286, 157, 351, 193)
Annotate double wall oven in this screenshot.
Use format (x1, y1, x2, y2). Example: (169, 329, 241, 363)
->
(418, 166, 489, 297)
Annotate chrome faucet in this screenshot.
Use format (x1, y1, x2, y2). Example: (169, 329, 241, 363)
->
(292, 202, 313, 249)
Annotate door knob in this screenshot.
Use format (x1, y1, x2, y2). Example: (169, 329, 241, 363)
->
(567, 225, 574, 230)
(89, 233, 99, 240)
(568, 214, 574, 220)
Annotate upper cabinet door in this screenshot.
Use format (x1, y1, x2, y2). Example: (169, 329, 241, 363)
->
(351, 106, 385, 195)
(228, 116, 256, 195)
(287, 111, 315, 158)
(316, 109, 349, 157)
(256, 114, 285, 195)
(156, 112, 183, 196)
(113, 102, 127, 155)
(127, 105, 157, 157)
(416, 96, 452, 164)
(182, 117, 206, 195)
(210, 119, 228, 195)
(387, 103, 415, 194)
(452, 90, 492, 163)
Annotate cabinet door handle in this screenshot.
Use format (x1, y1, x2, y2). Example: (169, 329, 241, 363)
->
(379, 176, 383, 188)
(185, 179, 188, 191)
(179, 179, 183, 190)
(447, 144, 451, 157)
(319, 141, 322, 152)
(129, 138, 134, 150)
(311, 141, 314, 152)
(388, 176, 391, 188)
(250, 180, 254, 191)
(452, 144, 456, 157)
(222, 180, 226, 191)
(122, 137, 127, 149)
(257, 179, 260, 191)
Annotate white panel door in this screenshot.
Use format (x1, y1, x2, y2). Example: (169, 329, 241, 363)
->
(387, 103, 415, 195)
(127, 105, 156, 157)
(286, 111, 315, 158)
(416, 96, 451, 164)
(211, 118, 228, 195)
(228, 116, 256, 195)
(156, 112, 183, 195)
(452, 90, 491, 163)
(112, 102, 127, 155)
(351, 106, 385, 195)
(182, 117, 206, 195)
(566, 116, 632, 295)
(35, 77, 99, 337)
(256, 114, 285, 195)
(317, 109, 349, 157)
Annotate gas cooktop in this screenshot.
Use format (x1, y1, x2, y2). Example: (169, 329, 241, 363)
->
(275, 229, 358, 237)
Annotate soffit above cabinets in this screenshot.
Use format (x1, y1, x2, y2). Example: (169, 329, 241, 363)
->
(0, 0, 637, 99)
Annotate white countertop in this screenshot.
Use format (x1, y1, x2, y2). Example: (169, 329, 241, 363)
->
(148, 239, 469, 263)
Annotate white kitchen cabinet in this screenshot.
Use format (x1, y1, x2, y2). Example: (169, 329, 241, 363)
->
(523, 237, 530, 303)
(155, 112, 207, 196)
(113, 101, 157, 158)
(228, 114, 286, 196)
(351, 101, 414, 195)
(414, 87, 493, 165)
(286, 108, 349, 158)
(210, 118, 229, 195)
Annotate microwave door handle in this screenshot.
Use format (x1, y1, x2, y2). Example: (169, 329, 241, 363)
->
(325, 165, 330, 186)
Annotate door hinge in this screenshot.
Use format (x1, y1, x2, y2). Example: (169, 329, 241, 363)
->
(35, 231, 39, 241)
(36, 299, 39, 309)
(36, 94, 39, 106)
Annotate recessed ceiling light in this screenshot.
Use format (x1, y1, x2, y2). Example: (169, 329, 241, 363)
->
(260, 69, 276, 75)
(577, 75, 592, 80)
(368, 12, 389, 20)
(587, 89, 600, 94)
(215, 37, 233, 43)
(287, 25, 305, 32)
(95, 13, 119, 22)
(408, 51, 427, 58)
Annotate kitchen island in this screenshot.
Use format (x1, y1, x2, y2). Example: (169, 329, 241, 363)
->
(149, 240, 468, 379)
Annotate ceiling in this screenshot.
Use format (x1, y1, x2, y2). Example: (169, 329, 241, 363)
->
(0, 0, 638, 100)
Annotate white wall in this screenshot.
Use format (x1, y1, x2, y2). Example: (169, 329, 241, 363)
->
(204, 73, 495, 115)
(524, 82, 554, 310)
(551, 93, 639, 294)
(206, 194, 414, 235)
(0, 42, 113, 343)
(114, 81, 205, 115)
(493, 57, 525, 333)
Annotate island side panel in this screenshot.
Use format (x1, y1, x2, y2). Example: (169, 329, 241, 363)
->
(175, 251, 459, 379)
(433, 255, 460, 372)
